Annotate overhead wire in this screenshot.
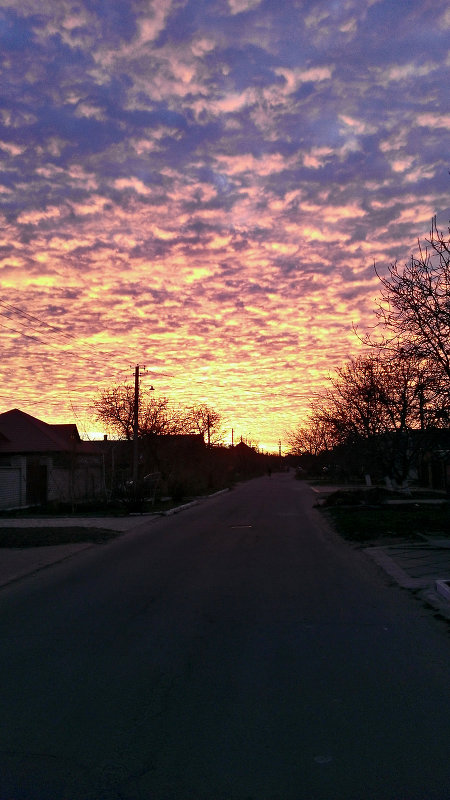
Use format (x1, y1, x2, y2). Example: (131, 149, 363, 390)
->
(0, 300, 76, 342)
(0, 320, 50, 345)
(0, 318, 117, 368)
(0, 299, 300, 441)
(0, 300, 139, 378)
(0, 300, 179, 429)
(0, 298, 115, 355)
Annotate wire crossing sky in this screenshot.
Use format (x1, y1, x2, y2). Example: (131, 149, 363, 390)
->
(0, 0, 449, 450)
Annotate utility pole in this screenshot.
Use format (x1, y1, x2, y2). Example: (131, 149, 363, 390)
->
(131, 364, 155, 489)
(133, 365, 140, 489)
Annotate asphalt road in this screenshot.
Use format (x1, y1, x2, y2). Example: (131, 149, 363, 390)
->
(1, 473, 450, 800)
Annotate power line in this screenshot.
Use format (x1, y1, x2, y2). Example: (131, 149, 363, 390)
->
(0, 319, 106, 362)
(0, 298, 182, 375)
(0, 298, 129, 369)
(0, 312, 76, 351)
(0, 300, 76, 342)
(0, 319, 128, 375)
(0, 320, 167, 382)
(0, 321, 47, 345)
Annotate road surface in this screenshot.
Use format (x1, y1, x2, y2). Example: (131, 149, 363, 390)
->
(1, 473, 450, 799)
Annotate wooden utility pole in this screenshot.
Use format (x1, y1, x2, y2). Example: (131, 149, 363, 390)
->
(133, 364, 140, 488)
(132, 365, 155, 489)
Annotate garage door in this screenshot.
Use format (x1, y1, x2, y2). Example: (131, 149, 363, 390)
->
(0, 468, 21, 510)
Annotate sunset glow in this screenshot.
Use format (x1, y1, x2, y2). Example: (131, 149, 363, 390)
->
(0, 0, 449, 452)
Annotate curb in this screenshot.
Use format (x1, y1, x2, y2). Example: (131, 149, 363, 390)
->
(163, 488, 231, 516)
(365, 546, 450, 622)
(164, 500, 199, 516)
(0, 487, 233, 590)
(0, 543, 95, 592)
(419, 587, 450, 622)
(364, 546, 428, 589)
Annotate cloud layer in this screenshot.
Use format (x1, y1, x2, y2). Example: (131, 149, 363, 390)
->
(1, 0, 449, 449)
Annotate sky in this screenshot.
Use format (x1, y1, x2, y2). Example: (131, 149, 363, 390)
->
(0, 0, 449, 452)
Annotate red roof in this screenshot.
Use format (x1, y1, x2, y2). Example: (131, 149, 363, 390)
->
(0, 409, 98, 455)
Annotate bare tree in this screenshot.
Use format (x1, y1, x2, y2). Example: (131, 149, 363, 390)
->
(290, 348, 449, 483)
(326, 351, 447, 438)
(286, 413, 335, 457)
(92, 386, 225, 444)
(288, 219, 450, 482)
(92, 385, 189, 439)
(93, 384, 135, 439)
(373, 218, 450, 380)
(185, 404, 224, 445)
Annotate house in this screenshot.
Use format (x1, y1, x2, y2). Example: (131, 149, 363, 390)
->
(0, 409, 104, 510)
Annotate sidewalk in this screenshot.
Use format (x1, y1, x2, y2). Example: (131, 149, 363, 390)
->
(0, 515, 153, 589)
(365, 538, 450, 620)
(310, 482, 450, 621)
(0, 490, 231, 589)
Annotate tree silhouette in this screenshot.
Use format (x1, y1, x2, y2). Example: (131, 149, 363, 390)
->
(92, 386, 223, 443)
(374, 218, 450, 382)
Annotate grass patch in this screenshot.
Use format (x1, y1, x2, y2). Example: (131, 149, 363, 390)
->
(0, 527, 119, 548)
(323, 504, 450, 544)
(321, 487, 447, 507)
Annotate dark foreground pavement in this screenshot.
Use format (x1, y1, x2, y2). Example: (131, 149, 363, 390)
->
(1, 474, 450, 800)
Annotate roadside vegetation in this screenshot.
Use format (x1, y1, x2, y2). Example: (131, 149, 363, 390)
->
(319, 486, 450, 545)
(287, 219, 450, 489)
